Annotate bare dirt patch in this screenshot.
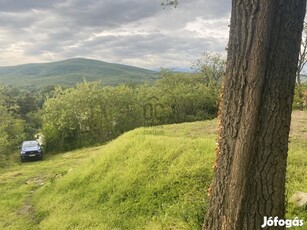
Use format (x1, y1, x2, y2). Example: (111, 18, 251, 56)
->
(17, 204, 34, 216)
(25, 177, 45, 186)
(290, 110, 307, 141)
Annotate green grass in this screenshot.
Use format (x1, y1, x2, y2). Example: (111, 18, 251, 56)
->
(0, 113, 306, 229)
(286, 141, 307, 227)
(0, 147, 103, 229)
(33, 126, 216, 229)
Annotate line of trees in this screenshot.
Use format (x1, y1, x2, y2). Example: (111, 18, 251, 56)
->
(42, 70, 222, 152)
(0, 87, 27, 167)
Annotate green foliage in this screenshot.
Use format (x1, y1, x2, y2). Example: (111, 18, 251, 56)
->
(0, 109, 26, 167)
(156, 70, 218, 123)
(42, 71, 219, 153)
(0, 85, 43, 139)
(193, 51, 225, 90)
(293, 84, 307, 110)
(0, 87, 26, 167)
(42, 82, 143, 152)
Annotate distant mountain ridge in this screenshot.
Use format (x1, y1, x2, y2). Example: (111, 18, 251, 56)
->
(0, 58, 159, 90)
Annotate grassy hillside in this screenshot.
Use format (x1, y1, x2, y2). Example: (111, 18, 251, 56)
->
(0, 112, 306, 229)
(0, 58, 159, 90)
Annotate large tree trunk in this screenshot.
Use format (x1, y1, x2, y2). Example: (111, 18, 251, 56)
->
(204, 1, 306, 229)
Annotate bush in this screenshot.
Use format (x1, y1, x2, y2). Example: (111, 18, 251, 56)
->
(42, 70, 221, 152)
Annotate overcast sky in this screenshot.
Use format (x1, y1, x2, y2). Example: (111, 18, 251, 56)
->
(0, 0, 231, 69)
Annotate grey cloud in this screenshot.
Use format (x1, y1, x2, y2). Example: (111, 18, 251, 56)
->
(48, 30, 78, 42)
(54, 0, 161, 29)
(0, 11, 37, 28)
(180, 0, 230, 19)
(0, 0, 231, 68)
(0, 0, 60, 12)
(57, 31, 224, 67)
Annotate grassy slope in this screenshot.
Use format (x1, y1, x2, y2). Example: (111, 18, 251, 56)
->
(0, 58, 159, 89)
(0, 112, 306, 229)
(286, 111, 307, 225)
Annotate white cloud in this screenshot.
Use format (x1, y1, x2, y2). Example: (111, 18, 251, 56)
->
(185, 17, 230, 40)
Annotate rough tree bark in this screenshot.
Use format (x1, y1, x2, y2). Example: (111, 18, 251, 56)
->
(204, 1, 306, 230)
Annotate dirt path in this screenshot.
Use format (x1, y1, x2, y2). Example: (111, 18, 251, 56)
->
(290, 110, 307, 141)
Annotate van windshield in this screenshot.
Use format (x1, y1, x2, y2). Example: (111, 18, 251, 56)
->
(22, 141, 39, 148)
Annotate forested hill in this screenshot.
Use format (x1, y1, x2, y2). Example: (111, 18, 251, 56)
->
(0, 58, 159, 90)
